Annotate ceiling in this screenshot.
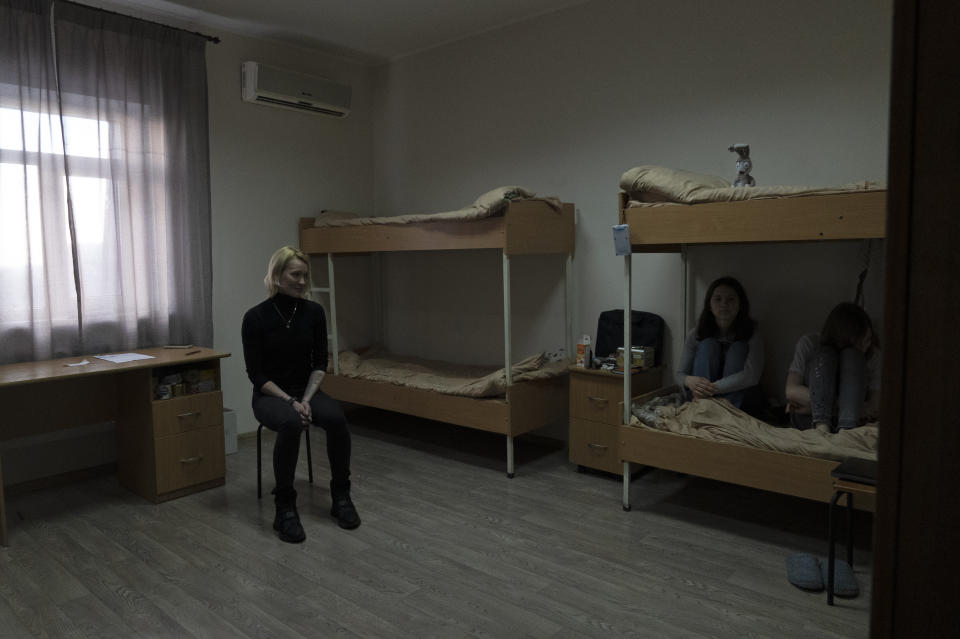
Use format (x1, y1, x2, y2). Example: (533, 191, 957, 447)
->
(94, 0, 589, 64)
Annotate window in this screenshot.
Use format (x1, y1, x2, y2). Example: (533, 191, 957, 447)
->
(1, 104, 112, 330)
(0, 0, 211, 364)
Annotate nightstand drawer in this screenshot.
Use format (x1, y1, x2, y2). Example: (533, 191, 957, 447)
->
(155, 425, 225, 494)
(569, 418, 622, 475)
(570, 376, 622, 424)
(569, 367, 662, 425)
(152, 391, 223, 437)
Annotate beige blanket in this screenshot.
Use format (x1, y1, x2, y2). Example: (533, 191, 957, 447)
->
(314, 186, 561, 227)
(620, 165, 883, 206)
(334, 350, 568, 398)
(630, 393, 877, 462)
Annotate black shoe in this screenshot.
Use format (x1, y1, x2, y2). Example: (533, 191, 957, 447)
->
(331, 496, 361, 530)
(273, 507, 306, 543)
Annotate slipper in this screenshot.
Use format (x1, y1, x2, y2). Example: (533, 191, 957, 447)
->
(786, 552, 824, 591)
(821, 558, 859, 598)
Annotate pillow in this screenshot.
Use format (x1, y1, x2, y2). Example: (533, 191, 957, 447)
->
(620, 166, 730, 203)
(471, 186, 536, 211)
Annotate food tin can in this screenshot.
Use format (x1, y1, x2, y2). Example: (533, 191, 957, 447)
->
(616, 346, 654, 369)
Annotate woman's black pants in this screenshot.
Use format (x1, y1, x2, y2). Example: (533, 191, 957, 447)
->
(252, 390, 351, 501)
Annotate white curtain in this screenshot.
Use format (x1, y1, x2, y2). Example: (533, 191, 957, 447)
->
(0, 0, 212, 364)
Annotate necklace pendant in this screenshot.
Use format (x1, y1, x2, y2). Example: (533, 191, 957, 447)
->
(272, 299, 299, 330)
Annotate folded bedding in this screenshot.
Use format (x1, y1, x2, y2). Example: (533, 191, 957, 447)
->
(620, 165, 884, 206)
(630, 392, 877, 462)
(314, 186, 561, 227)
(333, 349, 568, 398)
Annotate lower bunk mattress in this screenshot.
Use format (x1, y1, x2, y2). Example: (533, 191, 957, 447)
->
(630, 391, 877, 462)
(623, 390, 878, 505)
(334, 349, 567, 398)
(324, 350, 568, 438)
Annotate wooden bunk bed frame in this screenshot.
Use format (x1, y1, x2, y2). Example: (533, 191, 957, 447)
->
(616, 189, 886, 510)
(299, 199, 575, 477)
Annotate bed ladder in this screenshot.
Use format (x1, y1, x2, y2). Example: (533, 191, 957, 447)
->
(309, 253, 339, 375)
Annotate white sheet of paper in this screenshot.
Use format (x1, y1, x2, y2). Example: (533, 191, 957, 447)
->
(94, 352, 156, 364)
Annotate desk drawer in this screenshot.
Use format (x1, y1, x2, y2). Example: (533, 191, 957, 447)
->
(569, 418, 622, 475)
(155, 426, 225, 494)
(153, 391, 223, 437)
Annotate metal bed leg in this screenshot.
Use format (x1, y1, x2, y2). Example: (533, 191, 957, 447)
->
(622, 462, 632, 511)
(564, 254, 573, 358)
(506, 436, 515, 478)
(327, 253, 340, 375)
(623, 254, 632, 423)
(502, 252, 512, 387)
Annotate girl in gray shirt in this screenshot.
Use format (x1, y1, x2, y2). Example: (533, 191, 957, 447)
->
(785, 302, 879, 431)
(676, 276, 763, 409)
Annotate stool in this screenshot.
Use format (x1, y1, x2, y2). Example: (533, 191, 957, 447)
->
(827, 457, 877, 605)
(257, 423, 314, 498)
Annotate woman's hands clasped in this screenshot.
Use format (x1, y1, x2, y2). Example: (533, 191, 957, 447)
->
(685, 375, 718, 399)
(292, 399, 312, 425)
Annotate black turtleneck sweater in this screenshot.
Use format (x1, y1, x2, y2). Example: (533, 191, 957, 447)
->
(241, 293, 328, 394)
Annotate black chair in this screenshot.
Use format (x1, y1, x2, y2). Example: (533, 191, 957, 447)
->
(827, 457, 877, 605)
(257, 423, 314, 498)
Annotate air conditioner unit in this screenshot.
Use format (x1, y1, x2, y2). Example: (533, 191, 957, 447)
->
(241, 61, 351, 118)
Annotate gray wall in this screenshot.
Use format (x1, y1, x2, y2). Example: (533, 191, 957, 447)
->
(204, 35, 375, 435)
(371, 0, 892, 437)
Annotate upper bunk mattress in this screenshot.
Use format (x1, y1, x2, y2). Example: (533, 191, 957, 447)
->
(620, 165, 884, 207)
(630, 391, 877, 462)
(314, 186, 561, 227)
(333, 350, 568, 398)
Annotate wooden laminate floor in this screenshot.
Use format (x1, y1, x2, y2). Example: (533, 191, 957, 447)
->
(1, 407, 872, 638)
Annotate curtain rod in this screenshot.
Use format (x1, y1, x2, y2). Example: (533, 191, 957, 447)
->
(61, 0, 221, 44)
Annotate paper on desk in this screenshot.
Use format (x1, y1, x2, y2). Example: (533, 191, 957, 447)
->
(94, 352, 156, 364)
(66, 359, 90, 367)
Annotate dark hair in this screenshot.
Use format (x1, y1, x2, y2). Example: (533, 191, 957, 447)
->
(695, 276, 755, 341)
(820, 302, 875, 351)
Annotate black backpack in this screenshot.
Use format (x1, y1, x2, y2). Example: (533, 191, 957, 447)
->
(594, 310, 665, 366)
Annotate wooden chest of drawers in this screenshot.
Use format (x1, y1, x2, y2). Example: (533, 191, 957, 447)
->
(116, 361, 226, 502)
(568, 366, 661, 475)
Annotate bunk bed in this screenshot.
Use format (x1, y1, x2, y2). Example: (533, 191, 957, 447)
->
(299, 190, 575, 477)
(615, 166, 886, 509)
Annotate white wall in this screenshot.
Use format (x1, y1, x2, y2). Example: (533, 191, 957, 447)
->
(205, 35, 375, 434)
(372, 0, 892, 424)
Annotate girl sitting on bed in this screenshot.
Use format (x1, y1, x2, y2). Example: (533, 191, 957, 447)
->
(676, 276, 763, 409)
(785, 302, 880, 431)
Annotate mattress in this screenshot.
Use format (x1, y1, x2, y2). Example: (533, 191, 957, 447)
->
(620, 165, 884, 207)
(630, 391, 877, 462)
(314, 186, 561, 227)
(333, 350, 568, 398)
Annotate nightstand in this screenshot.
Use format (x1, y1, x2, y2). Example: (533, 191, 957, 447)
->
(568, 366, 661, 474)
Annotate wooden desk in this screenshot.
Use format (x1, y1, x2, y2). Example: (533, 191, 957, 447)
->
(0, 347, 231, 546)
